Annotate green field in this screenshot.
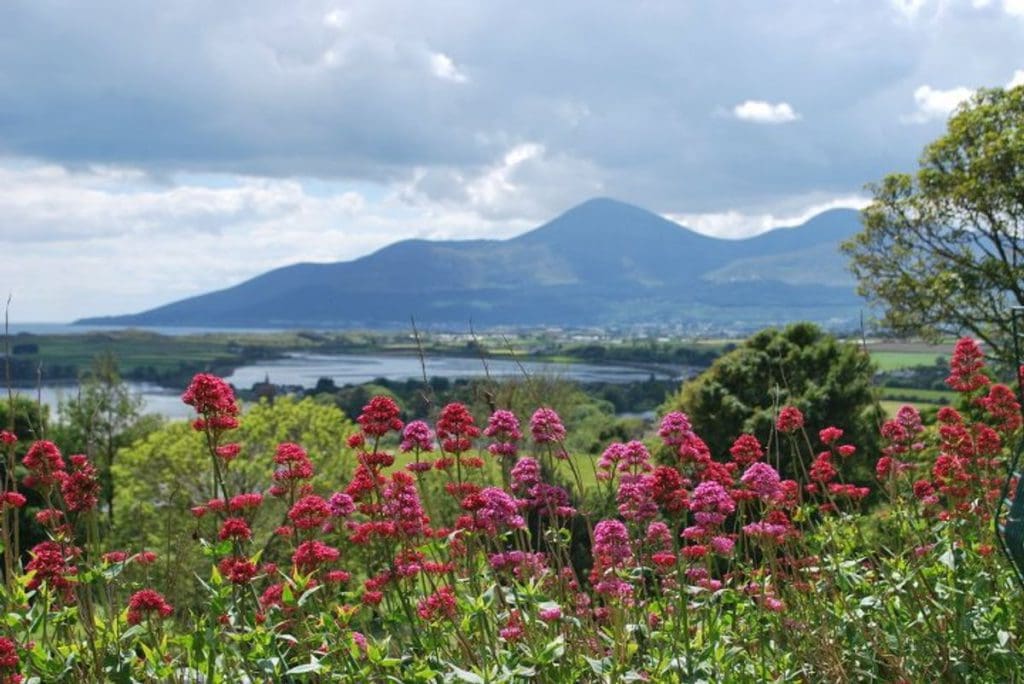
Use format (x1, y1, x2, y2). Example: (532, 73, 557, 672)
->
(869, 349, 946, 371)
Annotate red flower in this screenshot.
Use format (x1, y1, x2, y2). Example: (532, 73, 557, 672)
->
(0, 431, 16, 445)
(945, 337, 989, 393)
(288, 495, 331, 530)
(729, 434, 764, 466)
(218, 517, 252, 541)
(22, 440, 65, 489)
(218, 556, 258, 584)
(126, 589, 173, 625)
(437, 403, 480, 454)
(293, 540, 340, 573)
(776, 406, 804, 434)
(61, 454, 100, 513)
(417, 585, 457, 621)
(357, 396, 404, 437)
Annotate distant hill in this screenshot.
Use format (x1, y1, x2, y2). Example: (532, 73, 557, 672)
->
(77, 198, 867, 331)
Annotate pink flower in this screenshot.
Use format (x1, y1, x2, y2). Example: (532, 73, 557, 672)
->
(327, 492, 355, 517)
(400, 420, 435, 452)
(529, 407, 566, 444)
(382, 471, 429, 538)
(740, 462, 783, 501)
(658, 411, 694, 448)
(593, 519, 632, 566)
(538, 606, 562, 622)
(470, 487, 524, 534)
(616, 474, 658, 523)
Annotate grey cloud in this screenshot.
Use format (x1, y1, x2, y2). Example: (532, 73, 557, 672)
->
(0, 0, 1020, 217)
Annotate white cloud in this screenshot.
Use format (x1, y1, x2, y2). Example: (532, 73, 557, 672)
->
(732, 100, 800, 124)
(666, 195, 871, 240)
(890, 0, 930, 19)
(429, 52, 468, 83)
(904, 84, 974, 123)
(905, 69, 1023, 123)
(1005, 0, 1024, 16)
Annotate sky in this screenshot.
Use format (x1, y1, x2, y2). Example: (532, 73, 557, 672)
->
(1, 0, 1022, 321)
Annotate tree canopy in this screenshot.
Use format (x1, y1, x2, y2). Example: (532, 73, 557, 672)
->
(661, 323, 880, 478)
(843, 85, 1024, 365)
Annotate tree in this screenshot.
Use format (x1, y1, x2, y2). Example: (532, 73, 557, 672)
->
(843, 85, 1024, 365)
(661, 323, 880, 478)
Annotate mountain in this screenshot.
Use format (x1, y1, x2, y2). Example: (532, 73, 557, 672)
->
(77, 198, 867, 331)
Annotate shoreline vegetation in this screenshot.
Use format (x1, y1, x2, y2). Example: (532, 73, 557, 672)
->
(3, 328, 956, 418)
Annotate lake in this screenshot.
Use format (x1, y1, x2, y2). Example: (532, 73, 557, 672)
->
(12, 352, 684, 420)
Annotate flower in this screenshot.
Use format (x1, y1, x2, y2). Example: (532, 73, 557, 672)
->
(382, 472, 429, 538)
(218, 517, 252, 542)
(436, 403, 479, 454)
(61, 454, 100, 513)
(400, 420, 435, 452)
(530, 407, 566, 444)
(22, 440, 65, 489)
(417, 585, 457, 622)
(658, 411, 694, 448)
(127, 589, 173, 625)
(292, 540, 340, 572)
(729, 434, 764, 466)
(484, 410, 522, 459)
(182, 373, 239, 431)
(819, 427, 843, 445)
(328, 492, 355, 517)
(288, 495, 331, 530)
(468, 487, 524, 534)
(218, 556, 258, 584)
(740, 462, 783, 501)
(776, 406, 804, 434)
(593, 519, 632, 567)
(357, 396, 404, 437)
(946, 337, 989, 393)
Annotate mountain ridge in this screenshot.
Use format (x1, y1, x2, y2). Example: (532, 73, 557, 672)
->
(77, 197, 867, 330)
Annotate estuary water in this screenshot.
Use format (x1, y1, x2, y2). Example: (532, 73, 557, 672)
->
(11, 352, 682, 421)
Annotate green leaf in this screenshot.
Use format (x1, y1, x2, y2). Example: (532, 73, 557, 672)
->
(285, 660, 322, 675)
(448, 665, 485, 683)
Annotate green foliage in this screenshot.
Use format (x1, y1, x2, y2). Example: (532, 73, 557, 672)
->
(111, 396, 355, 607)
(663, 322, 880, 474)
(843, 84, 1024, 365)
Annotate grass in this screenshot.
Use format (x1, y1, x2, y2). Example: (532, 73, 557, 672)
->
(869, 350, 946, 371)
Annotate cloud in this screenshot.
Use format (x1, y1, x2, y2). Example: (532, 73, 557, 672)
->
(667, 195, 871, 240)
(732, 100, 800, 124)
(904, 84, 974, 122)
(429, 52, 468, 83)
(1005, 0, 1024, 16)
(0, 2, 1021, 320)
(905, 69, 1024, 123)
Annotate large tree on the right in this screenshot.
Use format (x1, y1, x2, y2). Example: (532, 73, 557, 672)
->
(843, 85, 1024, 365)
